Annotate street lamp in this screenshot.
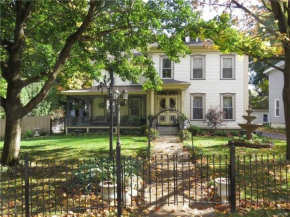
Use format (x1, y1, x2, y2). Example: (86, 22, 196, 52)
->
(114, 88, 128, 217)
(97, 71, 114, 161)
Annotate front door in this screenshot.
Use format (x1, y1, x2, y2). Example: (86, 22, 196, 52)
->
(157, 95, 178, 125)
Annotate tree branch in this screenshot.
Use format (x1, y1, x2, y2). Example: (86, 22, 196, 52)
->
(21, 0, 97, 116)
(261, 0, 273, 12)
(79, 25, 132, 41)
(231, 0, 280, 38)
(21, 71, 50, 87)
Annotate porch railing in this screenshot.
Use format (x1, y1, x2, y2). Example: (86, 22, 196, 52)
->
(66, 115, 146, 127)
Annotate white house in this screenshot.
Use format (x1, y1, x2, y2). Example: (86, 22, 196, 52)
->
(61, 39, 249, 134)
(264, 61, 285, 128)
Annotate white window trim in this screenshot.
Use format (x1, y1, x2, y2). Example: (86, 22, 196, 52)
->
(274, 99, 279, 117)
(220, 93, 236, 120)
(191, 55, 206, 80)
(220, 55, 235, 80)
(190, 93, 206, 120)
(160, 56, 173, 79)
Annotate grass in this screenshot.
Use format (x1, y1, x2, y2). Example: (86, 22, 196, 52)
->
(184, 136, 287, 158)
(0, 134, 148, 161)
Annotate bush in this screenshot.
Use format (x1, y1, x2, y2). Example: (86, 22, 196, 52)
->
(211, 130, 227, 137)
(23, 130, 33, 138)
(145, 128, 159, 141)
(178, 129, 191, 141)
(230, 130, 239, 137)
(205, 106, 226, 129)
(198, 130, 206, 136)
(126, 115, 140, 126)
(39, 131, 47, 136)
(187, 125, 200, 136)
(140, 125, 148, 136)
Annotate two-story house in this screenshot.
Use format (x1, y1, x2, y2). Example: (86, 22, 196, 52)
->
(61, 39, 249, 134)
(264, 61, 285, 128)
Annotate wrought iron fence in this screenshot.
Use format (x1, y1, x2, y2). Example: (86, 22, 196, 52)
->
(0, 150, 289, 216)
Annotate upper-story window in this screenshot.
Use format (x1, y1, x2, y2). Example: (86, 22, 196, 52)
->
(221, 93, 235, 120)
(191, 55, 205, 79)
(275, 99, 279, 117)
(221, 55, 235, 79)
(160, 56, 173, 79)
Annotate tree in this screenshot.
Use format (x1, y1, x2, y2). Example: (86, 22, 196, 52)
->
(0, 0, 197, 165)
(190, 0, 290, 160)
(205, 106, 226, 129)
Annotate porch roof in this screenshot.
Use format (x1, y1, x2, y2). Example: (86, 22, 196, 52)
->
(60, 85, 145, 96)
(161, 79, 190, 90)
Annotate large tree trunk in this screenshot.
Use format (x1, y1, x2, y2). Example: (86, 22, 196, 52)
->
(284, 51, 290, 160)
(1, 117, 22, 166)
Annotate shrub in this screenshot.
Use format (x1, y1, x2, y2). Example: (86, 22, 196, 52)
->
(126, 115, 140, 126)
(39, 131, 47, 136)
(140, 125, 148, 136)
(187, 125, 200, 136)
(178, 129, 191, 141)
(23, 130, 33, 138)
(230, 130, 239, 137)
(198, 130, 206, 136)
(205, 106, 226, 129)
(145, 128, 159, 141)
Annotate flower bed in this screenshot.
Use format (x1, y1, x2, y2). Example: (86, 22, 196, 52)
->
(230, 135, 274, 149)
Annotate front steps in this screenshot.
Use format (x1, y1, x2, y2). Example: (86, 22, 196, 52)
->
(157, 125, 179, 135)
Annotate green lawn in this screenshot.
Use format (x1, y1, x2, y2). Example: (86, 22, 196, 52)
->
(0, 134, 148, 161)
(184, 136, 287, 158)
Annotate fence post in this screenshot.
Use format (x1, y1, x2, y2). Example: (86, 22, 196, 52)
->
(229, 140, 236, 212)
(24, 154, 30, 217)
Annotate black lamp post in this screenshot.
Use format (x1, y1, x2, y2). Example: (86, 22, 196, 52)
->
(97, 71, 114, 161)
(113, 88, 128, 217)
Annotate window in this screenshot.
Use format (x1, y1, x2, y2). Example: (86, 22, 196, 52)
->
(191, 94, 205, 120)
(263, 114, 268, 123)
(129, 99, 140, 116)
(221, 94, 235, 120)
(275, 99, 279, 117)
(221, 55, 235, 79)
(161, 56, 173, 79)
(191, 55, 205, 79)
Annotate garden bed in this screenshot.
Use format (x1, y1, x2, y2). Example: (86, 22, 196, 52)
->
(230, 141, 274, 149)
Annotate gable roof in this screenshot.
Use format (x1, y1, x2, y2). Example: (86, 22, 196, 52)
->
(263, 61, 284, 74)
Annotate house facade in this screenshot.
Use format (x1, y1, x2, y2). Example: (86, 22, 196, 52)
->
(264, 61, 285, 128)
(61, 40, 249, 134)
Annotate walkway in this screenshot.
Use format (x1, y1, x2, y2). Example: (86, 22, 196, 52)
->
(144, 136, 216, 217)
(257, 130, 286, 141)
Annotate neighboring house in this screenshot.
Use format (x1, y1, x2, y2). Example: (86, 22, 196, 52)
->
(61, 39, 249, 134)
(250, 95, 269, 125)
(264, 61, 285, 128)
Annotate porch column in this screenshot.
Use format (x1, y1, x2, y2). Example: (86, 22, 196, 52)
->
(181, 90, 185, 113)
(150, 90, 155, 115)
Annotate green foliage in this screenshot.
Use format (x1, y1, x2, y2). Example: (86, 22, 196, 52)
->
(140, 125, 148, 136)
(23, 130, 33, 138)
(187, 125, 200, 136)
(212, 130, 228, 137)
(120, 129, 141, 136)
(145, 128, 159, 141)
(126, 115, 140, 126)
(178, 129, 191, 141)
(198, 130, 206, 136)
(39, 131, 47, 137)
(230, 130, 239, 137)
(232, 134, 272, 144)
